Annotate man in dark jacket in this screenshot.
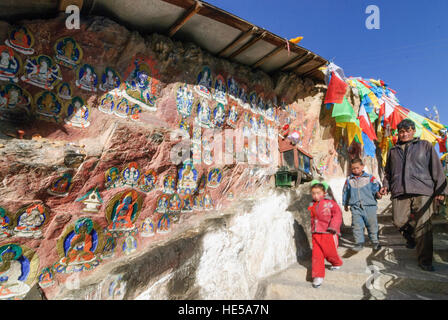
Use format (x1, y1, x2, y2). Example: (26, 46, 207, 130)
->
(379, 119, 447, 271)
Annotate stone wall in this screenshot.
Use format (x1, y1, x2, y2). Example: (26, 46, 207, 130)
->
(0, 14, 370, 300)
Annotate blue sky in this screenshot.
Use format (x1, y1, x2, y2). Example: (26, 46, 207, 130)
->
(206, 0, 448, 124)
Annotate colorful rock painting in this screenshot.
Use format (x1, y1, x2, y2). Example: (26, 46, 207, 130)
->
(4, 26, 35, 55)
(99, 67, 121, 92)
(64, 96, 91, 128)
(13, 203, 48, 239)
(21, 55, 62, 90)
(138, 169, 157, 193)
(194, 66, 212, 99)
(54, 37, 83, 69)
(0, 45, 21, 83)
(105, 189, 142, 237)
(54, 217, 102, 273)
(213, 74, 227, 104)
(0, 244, 39, 300)
(75, 63, 98, 92)
(0, 83, 32, 122)
(177, 160, 198, 195)
(47, 173, 72, 197)
(207, 168, 222, 188)
(34, 91, 64, 122)
(176, 83, 194, 118)
(140, 218, 155, 237)
(56, 82, 73, 100)
(75, 187, 103, 213)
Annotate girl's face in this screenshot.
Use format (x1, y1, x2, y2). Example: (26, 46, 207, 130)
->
(311, 187, 325, 202)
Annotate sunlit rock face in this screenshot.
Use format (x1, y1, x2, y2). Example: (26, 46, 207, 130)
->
(0, 12, 373, 300)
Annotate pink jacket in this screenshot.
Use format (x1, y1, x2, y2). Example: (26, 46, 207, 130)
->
(308, 197, 342, 235)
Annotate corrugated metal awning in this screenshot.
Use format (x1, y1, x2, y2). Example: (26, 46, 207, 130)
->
(0, 0, 328, 81)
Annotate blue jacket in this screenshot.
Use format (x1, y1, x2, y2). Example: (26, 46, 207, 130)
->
(342, 172, 381, 207)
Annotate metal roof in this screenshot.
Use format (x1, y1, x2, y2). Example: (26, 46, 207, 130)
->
(1, 0, 328, 81)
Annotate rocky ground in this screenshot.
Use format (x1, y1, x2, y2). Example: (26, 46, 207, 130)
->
(256, 196, 448, 300)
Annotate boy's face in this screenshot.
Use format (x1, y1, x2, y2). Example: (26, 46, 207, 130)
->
(351, 163, 364, 176)
(311, 187, 325, 202)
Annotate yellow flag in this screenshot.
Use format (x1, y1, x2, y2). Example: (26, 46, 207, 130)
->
(420, 127, 437, 145)
(425, 118, 445, 134)
(289, 36, 303, 44)
(336, 122, 363, 146)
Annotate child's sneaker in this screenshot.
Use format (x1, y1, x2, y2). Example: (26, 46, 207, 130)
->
(312, 277, 323, 288)
(372, 242, 382, 251)
(330, 265, 341, 271)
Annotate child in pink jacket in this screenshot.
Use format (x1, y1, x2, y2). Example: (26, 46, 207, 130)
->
(307, 181, 343, 288)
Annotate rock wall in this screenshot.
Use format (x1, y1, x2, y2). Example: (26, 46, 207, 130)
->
(0, 13, 375, 300)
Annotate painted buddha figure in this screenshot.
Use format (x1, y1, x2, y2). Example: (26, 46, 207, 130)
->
(114, 98, 130, 118)
(22, 55, 61, 90)
(76, 64, 97, 92)
(100, 68, 121, 92)
(208, 169, 222, 188)
(0, 84, 31, 120)
(57, 82, 72, 100)
(139, 170, 156, 192)
(238, 86, 249, 109)
(227, 104, 238, 128)
(213, 76, 227, 104)
(227, 77, 238, 99)
(108, 192, 137, 231)
(195, 67, 212, 98)
(65, 97, 90, 128)
(213, 103, 225, 128)
(178, 162, 197, 192)
(157, 213, 170, 234)
(5, 27, 34, 55)
(38, 267, 54, 288)
(141, 218, 155, 237)
(124, 59, 157, 110)
(176, 84, 194, 118)
(0, 245, 30, 299)
(155, 194, 169, 213)
(48, 173, 72, 196)
(35, 91, 62, 121)
(14, 204, 45, 238)
(193, 194, 203, 210)
(181, 194, 193, 212)
(105, 167, 121, 189)
(249, 93, 258, 113)
(99, 94, 115, 114)
(54, 37, 82, 69)
(163, 175, 176, 194)
(122, 162, 140, 187)
(122, 236, 137, 255)
(0, 47, 19, 82)
(203, 193, 213, 210)
(61, 220, 96, 266)
(196, 100, 211, 128)
(169, 193, 181, 213)
(0, 208, 10, 238)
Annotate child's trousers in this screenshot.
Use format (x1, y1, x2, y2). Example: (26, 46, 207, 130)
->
(350, 205, 379, 244)
(312, 233, 343, 278)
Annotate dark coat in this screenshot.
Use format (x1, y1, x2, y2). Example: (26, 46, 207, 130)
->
(382, 138, 448, 198)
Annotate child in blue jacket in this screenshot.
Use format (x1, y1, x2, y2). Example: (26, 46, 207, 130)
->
(342, 158, 382, 251)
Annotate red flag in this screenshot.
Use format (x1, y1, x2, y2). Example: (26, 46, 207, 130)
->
(389, 105, 408, 129)
(324, 71, 347, 104)
(358, 104, 377, 141)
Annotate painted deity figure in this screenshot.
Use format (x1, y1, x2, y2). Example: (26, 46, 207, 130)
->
(203, 137, 214, 166)
(250, 115, 259, 136)
(238, 85, 249, 109)
(14, 204, 46, 238)
(38, 267, 55, 288)
(139, 169, 157, 192)
(99, 67, 121, 92)
(122, 236, 137, 255)
(257, 96, 265, 115)
(0, 208, 11, 238)
(258, 116, 267, 137)
(249, 92, 258, 114)
(47, 173, 72, 197)
(203, 192, 213, 211)
(114, 98, 130, 118)
(193, 195, 203, 211)
(105, 167, 121, 189)
(123, 58, 157, 111)
(176, 84, 194, 118)
(177, 160, 198, 195)
(5, 26, 35, 55)
(34, 91, 63, 122)
(213, 103, 225, 128)
(168, 193, 181, 213)
(121, 162, 140, 188)
(181, 194, 193, 212)
(57, 82, 72, 100)
(0, 46, 20, 82)
(0, 245, 31, 299)
(99, 93, 115, 114)
(213, 75, 227, 104)
(157, 213, 171, 234)
(102, 231, 116, 259)
(226, 104, 238, 128)
(194, 67, 212, 99)
(155, 194, 170, 214)
(162, 175, 176, 194)
(108, 191, 140, 232)
(227, 76, 239, 100)
(60, 219, 98, 267)
(54, 37, 83, 69)
(195, 99, 212, 128)
(207, 168, 222, 188)
(64, 97, 90, 128)
(76, 64, 98, 92)
(0, 84, 32, 121)
(141, 218, 155, 237)
(21, 55, 62, 90)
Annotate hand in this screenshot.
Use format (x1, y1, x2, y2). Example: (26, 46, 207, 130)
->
(435, 195, 445, 202)
(344, 206, 349, 212)
(379, 187, 389, 195)
(375, 192, 383, 199)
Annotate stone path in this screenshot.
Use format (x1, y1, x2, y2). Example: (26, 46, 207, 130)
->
(256, 197, 448, 300)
